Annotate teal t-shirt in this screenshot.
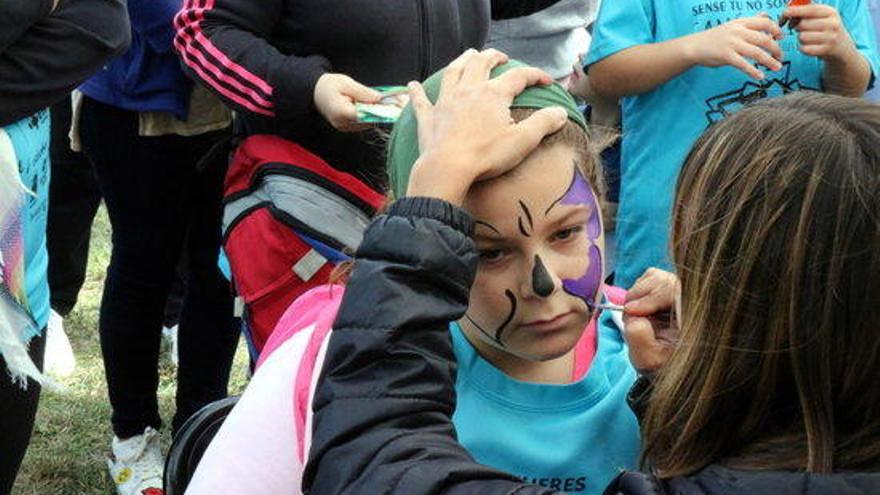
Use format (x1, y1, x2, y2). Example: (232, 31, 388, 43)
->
(586, 0, 880, 288)
(451, 313, 640, 495)
(6, 111, 51, 334)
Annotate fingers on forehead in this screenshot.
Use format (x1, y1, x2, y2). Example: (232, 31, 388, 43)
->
(492, 67, 552, 95)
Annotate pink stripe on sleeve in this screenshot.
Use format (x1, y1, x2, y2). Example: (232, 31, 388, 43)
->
(175, 30, 275, 110)
(174, 0, 277, 115)
(174, 37, 275, 116)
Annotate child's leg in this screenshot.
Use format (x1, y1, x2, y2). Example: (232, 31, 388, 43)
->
(80, 96, 192, 438)
(0, 333, 46, 495)
(173, 135, 239, 434)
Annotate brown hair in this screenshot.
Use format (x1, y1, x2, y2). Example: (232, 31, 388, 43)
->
(508, 108, 607, 201)
(641, 92, 880, 476)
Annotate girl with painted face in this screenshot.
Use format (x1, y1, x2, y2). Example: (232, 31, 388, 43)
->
(182, 51, 639, 495)
(308, 81, 880, 494)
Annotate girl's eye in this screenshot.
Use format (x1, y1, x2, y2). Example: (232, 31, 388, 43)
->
(478, 249, 506, 263)
(553, 225, 583, 241)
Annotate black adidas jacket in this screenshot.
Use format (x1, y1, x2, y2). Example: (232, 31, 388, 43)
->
(304, 196, 880, 495)
(173, 0, 562, 188)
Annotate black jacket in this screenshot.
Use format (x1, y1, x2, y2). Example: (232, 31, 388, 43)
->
(305, 197, 880, 495)
(174, 0, 561, 189)
(606, 466, 880, 495)
(0, 0, 130, 127)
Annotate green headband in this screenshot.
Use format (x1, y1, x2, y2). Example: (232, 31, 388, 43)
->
(387, 60, 588, 199)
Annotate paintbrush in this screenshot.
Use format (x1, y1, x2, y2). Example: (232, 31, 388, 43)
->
(591, 302, 626, 312)
(778, 0, 810, 29)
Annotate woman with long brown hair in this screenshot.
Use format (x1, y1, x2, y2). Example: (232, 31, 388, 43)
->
(304, 90, 880, 494)
(623, 90, 880, 483)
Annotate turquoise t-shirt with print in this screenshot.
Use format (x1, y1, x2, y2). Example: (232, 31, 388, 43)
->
(586, 0, 880, 288)
(451, 312, 640, 495)
(6, 111, 51, 334)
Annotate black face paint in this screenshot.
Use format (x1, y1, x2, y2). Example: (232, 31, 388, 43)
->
(531, 255, 555, 298)
(519, 200, 534, 229)
(517, 201, 533, 238)
(465, 289, 518, 345)
(517, 217, 531, 237)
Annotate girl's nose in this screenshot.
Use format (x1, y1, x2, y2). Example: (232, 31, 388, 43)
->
(529, 254, 557, 298)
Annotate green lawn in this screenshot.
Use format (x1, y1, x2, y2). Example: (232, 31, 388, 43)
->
(13, 206, 250, 494)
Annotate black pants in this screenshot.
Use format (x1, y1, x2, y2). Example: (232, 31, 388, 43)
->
(47, 97, 101, 316)
(80, 96, 239, 438)
(0, 333, 46, 495)
(47, 97, 187, 324)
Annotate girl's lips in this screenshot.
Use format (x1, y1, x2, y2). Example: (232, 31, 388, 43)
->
(520, 312, 574, 332)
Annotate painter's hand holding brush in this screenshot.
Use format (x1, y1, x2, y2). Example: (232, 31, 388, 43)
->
(622, 268, 680, 373)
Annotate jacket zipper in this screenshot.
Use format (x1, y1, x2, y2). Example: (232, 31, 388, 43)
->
(417, 0, 432, 80)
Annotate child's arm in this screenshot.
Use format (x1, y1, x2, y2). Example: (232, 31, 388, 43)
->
(590, 16, 784, 100)
(0, 0, 130, 127)
(786, 4, 873, 96)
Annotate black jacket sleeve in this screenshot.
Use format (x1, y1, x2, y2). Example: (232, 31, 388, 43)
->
(304, 196, 558, 495)
(491, 0, 565, 20)
(173, 0, 330, 121)
(0, 0, 130, 127)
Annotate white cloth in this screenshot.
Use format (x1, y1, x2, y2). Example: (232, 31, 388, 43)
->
(185, 327, 326, 495)
(0, 128, 44, 388)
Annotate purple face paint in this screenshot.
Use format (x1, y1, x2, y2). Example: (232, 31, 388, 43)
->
(557, 169, 604, 308)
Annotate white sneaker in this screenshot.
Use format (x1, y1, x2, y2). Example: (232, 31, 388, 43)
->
(44, 309, 76, 378)
(107, 426, 165, 495)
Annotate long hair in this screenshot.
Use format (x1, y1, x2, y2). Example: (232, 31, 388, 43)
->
(641, 93, 880, 476)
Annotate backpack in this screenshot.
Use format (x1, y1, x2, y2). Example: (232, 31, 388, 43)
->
(221, 135, 384, 358)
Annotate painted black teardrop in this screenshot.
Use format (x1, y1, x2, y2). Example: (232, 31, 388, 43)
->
(532, 255, 555, 298)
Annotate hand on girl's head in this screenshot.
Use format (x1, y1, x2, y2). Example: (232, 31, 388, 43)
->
(405, 49, 568, 206)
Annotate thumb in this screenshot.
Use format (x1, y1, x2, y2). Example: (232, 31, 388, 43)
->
(493, 107, 568, 171)
(341, 77, 383, 104)
(408, 81, 434, 124)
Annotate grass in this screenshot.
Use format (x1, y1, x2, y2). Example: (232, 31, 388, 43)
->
(13, 206, 250, 494)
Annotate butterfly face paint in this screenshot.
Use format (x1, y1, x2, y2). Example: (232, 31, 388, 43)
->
(459, 144, 599, 365)
(554, 168, 603, 308)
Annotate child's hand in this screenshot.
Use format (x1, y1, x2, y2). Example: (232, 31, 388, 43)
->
(313, 73, 383, 132)
(406, 49, 568, 206)
(686, 15, 784, 80)
(785, 4, 856, 61)
(623, 268, 680, 373)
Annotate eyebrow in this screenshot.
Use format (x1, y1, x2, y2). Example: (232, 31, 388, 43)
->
(475, 220, 502, 236)
(547, 204, 592, 227)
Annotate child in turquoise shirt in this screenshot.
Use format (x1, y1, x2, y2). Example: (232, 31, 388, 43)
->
(585, 0, 879, 288)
